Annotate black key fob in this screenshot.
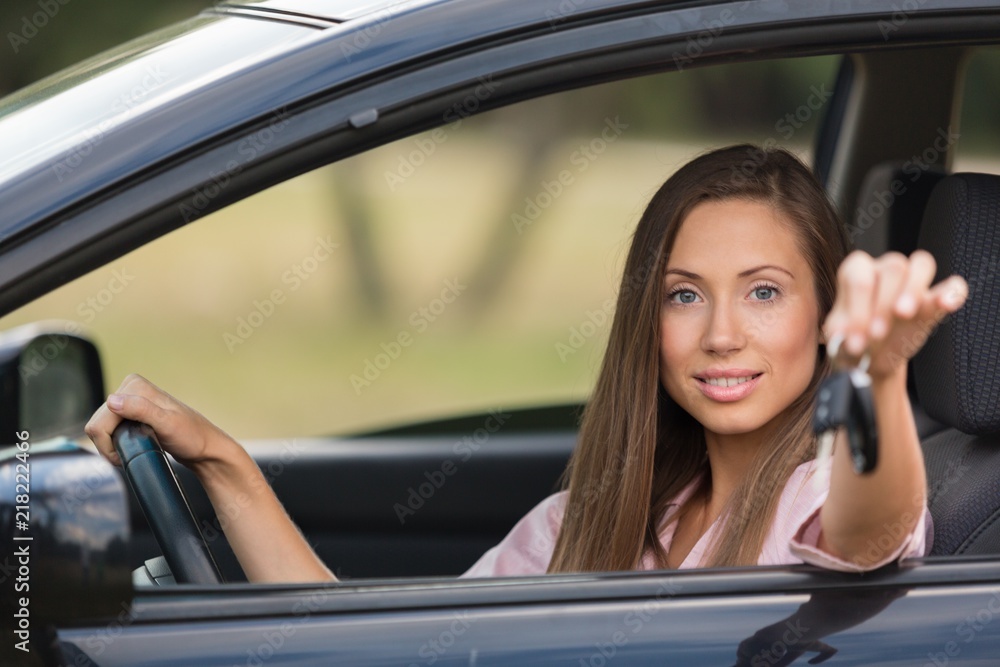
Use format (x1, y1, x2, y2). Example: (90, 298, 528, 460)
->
(813, 370, 878, 474)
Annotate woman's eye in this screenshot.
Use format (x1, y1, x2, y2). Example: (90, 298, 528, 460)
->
(673, 290, 698, 304)
(752, 286, 777, 301)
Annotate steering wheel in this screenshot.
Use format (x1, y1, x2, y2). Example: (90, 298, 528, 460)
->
(112, 420, 223, 584)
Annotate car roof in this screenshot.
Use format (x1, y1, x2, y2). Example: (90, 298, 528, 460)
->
(219, 0, 429, 22)
(0, 0, 996, 262)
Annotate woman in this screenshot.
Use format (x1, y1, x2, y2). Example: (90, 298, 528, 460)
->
(86, 144, 968, 580)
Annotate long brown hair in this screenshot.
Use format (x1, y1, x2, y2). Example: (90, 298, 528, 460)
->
(547, 144, 851, 572)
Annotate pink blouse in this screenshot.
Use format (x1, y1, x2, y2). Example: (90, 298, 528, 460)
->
(461, 457, 932, 577)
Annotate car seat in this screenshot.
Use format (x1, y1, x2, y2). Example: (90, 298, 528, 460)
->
(913, 172, 1000, 556)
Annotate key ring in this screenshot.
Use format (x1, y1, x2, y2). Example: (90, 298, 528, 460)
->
(825, 332, 871, 375)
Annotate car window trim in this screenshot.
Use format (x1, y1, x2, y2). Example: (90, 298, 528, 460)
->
(122, 556, 1000, 624)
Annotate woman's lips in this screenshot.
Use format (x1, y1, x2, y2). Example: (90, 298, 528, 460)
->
(695, 373, 763, 402)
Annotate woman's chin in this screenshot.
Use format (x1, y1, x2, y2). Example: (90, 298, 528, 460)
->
(691, 409, 774, 438)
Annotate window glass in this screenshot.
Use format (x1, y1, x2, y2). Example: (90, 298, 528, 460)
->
(0, 55, 839, 439)
(953, 47, 1000, 173)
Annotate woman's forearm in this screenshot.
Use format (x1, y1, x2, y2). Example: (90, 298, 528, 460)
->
(192, 435, 338, 583)
(818, 366, 927, 568)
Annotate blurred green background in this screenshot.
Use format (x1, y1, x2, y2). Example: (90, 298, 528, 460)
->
(0, 3, 996, 439)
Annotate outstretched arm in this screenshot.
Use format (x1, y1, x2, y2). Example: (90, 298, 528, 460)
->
(817, 250, 967, 569)
(85, 374, 337, 583)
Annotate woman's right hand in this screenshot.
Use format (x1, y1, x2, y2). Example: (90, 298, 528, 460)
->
(85, 373, 238, 472)
(87, 374, 336, 583)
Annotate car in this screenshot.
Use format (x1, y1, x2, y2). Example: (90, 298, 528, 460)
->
(3, 0, 1000, 664)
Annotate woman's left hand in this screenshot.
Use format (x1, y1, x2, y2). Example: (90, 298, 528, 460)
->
(822, 249, 968, 381)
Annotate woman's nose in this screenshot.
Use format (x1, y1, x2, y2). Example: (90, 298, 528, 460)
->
(701, 303, 747, 355)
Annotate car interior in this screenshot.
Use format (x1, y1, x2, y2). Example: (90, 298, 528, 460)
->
(143, 44, 1000, 579)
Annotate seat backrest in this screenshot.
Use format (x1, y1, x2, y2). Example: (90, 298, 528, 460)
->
(914, 173, 1000, 556)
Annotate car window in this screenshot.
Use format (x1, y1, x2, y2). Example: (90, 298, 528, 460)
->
(953, 46, 1000, 174)
(0, 55, 840, 439)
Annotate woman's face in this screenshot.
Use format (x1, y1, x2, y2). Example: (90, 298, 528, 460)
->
(659, 198, 820, 440)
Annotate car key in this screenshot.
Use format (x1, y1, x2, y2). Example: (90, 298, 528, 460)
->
(813, 334, 879, 474)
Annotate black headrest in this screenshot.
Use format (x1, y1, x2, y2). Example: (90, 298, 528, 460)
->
(851, 161, 946, 257)
(914, 173, 1000, 435)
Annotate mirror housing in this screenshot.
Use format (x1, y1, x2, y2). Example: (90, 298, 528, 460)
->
(1, 440, 133, 666)
(0, 322, 104, 442)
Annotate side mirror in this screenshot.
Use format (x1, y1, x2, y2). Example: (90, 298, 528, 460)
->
(0, 322, 104, 441)
(0, 323, 128, 665)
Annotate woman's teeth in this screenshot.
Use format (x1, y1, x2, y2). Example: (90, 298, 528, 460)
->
(702, 375, 758, 387)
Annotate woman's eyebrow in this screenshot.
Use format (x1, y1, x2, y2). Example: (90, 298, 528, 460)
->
(665, 264, 795, 280)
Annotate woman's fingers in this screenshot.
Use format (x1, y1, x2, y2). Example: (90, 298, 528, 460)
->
(868, 252, 908, 343)
(106, 391, 171, 429)
(84, 403, 124, 465)
(892, 249, 936, 319)
(84, 373, 176, 465)
(829, 251, 876, 357)
(825, 250, 969, 377)
(930, 274, 969, 313)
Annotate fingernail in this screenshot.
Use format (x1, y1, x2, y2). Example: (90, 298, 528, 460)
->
(870, 317, 887, 338)
(847, 333, 865, 355)
(945, 285, 966, 306)
(896, 294, 916, 315)
(108, 394, 124, 410)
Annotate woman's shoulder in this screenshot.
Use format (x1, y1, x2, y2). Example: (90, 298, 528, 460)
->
(460, 490, 569, 578)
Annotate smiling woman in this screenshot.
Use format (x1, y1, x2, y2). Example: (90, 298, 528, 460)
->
(82, 144, 969, 583)
(467, 144, 968, 577)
